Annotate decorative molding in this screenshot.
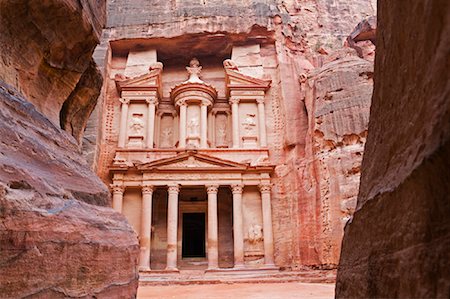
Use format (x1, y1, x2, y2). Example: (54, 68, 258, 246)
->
(119, 98, 130, 105)
(142, 185, 154, 194)
(168, 184, 180, 194)
(231, 184, 244, 194)
(259, 183, 272, 193)
(206, 185, 219, 194)
(110, 183, 125, 193)
(229, 98, 240, 105)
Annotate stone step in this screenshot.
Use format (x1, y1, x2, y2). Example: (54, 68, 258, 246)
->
(139, 270, 336, 286)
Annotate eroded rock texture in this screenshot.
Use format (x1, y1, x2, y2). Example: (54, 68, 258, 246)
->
(90, 0, 376, 270)
(0, 0, 105, 140)
(0, 0, 139, 297)
(336, 1, 450, 298)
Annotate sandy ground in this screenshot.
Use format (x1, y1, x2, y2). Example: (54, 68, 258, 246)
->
(137, 282, 335, 299)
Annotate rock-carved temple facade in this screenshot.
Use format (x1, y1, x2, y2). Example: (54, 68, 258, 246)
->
(109, 54, 279, 272)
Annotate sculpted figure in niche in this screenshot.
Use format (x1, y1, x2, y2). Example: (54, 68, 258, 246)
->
(187, 117, 199, 136)
(247, 224, 263, 244)
(160, 127, 172, 148)
(242, 113, 256, 136)
(129, 114, 144, 136)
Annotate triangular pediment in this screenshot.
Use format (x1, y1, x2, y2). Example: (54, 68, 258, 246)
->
(137, 152, 249, 171)
(115, 69, 162, 95)
(225, 69, 271, 90)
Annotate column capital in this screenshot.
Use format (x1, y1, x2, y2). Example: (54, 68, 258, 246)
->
(230, 184, 244, 194)
(201, 100, 212, 107)
(167, 184, 180, 194)
(229, 98, 240, 105)
(119, 98, 130, 104)
(142, 184, 155, 194)
(145, 97, 158, 105)
(110, 182, 125, 193)
(259, 183, 272, 193)
(206, 185, 219, 194)
(177, 99, 188, 107)
(256, 98, 265, 104)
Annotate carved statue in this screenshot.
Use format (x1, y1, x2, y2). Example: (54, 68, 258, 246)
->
(247, 224, 263, 244)
(242, 113, 256, 135)
(185, 58, 203, 83)
(160, 127, 172, 148)
(187, 117, 199, 135)
(223, 59, 239, 71)
(129, 114, 144, 135)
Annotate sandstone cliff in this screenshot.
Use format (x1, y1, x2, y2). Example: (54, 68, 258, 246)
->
(336, 1, 450, 298)
(89, 0, 376, 270)
(0, 0, 139, 297)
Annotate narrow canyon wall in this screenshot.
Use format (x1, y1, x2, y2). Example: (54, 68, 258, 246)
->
(89, 0, 376, 269)
(336, 1, 450, 298)
(0, 0, 139, 297)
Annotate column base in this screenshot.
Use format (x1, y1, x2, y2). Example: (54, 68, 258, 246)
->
(139, 266, 151, 272)
(263, 263, 278, 269)
(164, 267, 180, 273)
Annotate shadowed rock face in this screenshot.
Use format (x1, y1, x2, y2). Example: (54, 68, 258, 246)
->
(0, 0, 139, 297)
(0, 0, 105, 140)
(336, 1, 450, 298)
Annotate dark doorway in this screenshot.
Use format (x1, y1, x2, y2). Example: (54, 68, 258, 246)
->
(182, 213, 206, 258)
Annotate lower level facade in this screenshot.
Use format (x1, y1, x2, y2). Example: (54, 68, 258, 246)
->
(110, 150, 276, 272)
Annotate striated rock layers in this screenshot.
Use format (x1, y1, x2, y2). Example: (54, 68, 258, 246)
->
(336, 1, 450, 298)
(89, 0, 376, 270)
(0, 0, 139, 298)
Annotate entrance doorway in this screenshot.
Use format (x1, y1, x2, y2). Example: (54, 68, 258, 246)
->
(182, 213, 206, 258)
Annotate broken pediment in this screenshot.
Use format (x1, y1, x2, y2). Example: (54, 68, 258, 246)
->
(115, 63, 163, 97)
(224, 63, 271, 96)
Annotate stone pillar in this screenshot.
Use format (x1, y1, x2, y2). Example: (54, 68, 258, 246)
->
(231, 184, 245, 268)
(139, 185, 154, 271)
(146, 98, 157, 149)
(259, 183, 275, 266)
(200, 102, 208, 148)
(166, 184, 180, 270)
(111, 183, 124, 213)
(118, 98, 130, 148)
(229, 98, 240, 148)
(256, 98, 267, 147)
(206, 185, 219, 269)
(179, 102, 187, 148)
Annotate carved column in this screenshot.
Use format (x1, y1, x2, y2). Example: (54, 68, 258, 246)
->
(200, 102, 208, 148)
(118, 98, 130, 148)
(111, 183, 124, 213)
(146, 98, 158, 149)
(259, 183, 275, 266)
(139, 185, 154, 271)
(206, 185, 219, 269)
(231, 184, 245, 268)
(166, 184, 180, 270)
(256, 98, 267, 147)
(179, 102, 187, 148)
(229, 98, 240, 148)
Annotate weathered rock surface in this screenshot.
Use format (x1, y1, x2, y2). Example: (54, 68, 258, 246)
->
(298, 57, 373, 266)
(0, 0, 105, 139)
(336, 1, 450, 298)
(0, 0, 139, 297)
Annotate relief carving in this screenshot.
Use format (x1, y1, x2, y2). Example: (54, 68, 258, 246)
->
(242, 113, 256, 136)
(129, 113, 145, 136)
(160, 127, 173, 148)
(187, 117, 199, 136)
(247, 224, 263, 244)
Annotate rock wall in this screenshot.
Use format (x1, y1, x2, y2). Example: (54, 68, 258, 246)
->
(0, 0, 139, 297)
(0, 0, 105, 141)
(91, 0, 376, 269)
(336, 1, 450, 298)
